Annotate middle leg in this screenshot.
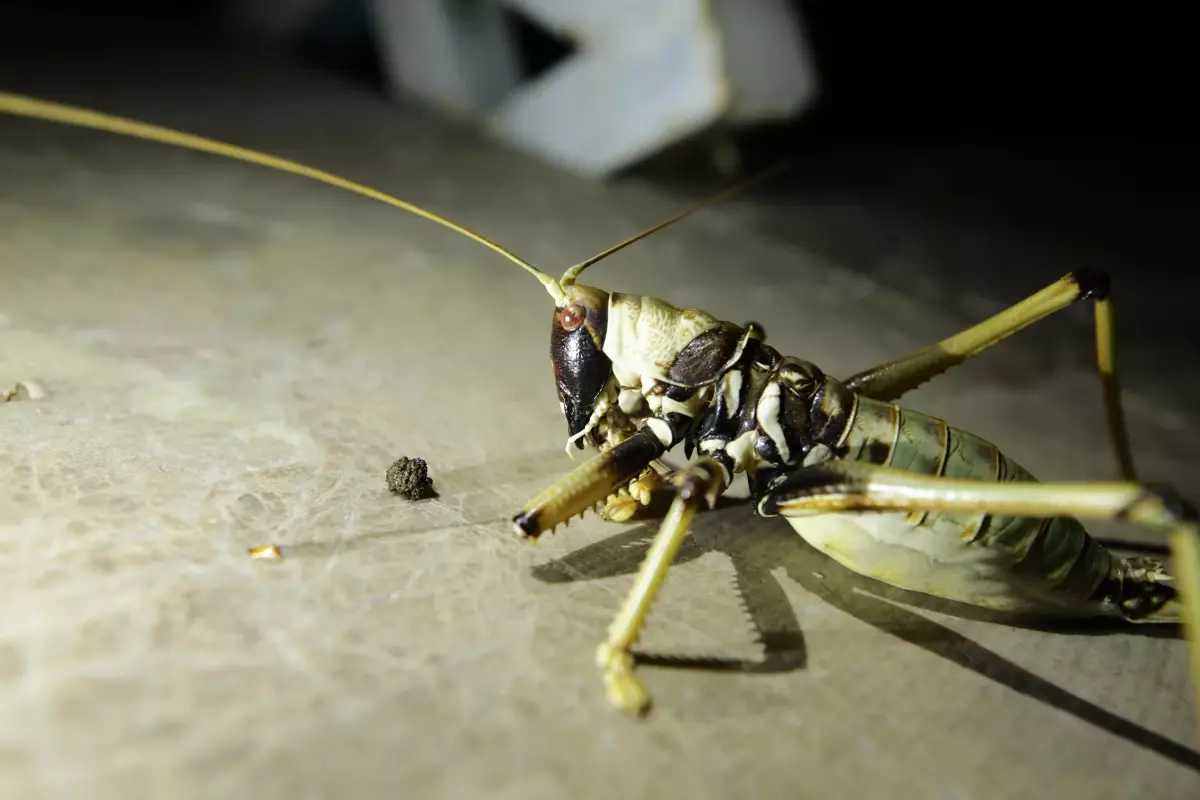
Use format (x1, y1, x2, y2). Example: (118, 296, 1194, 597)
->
(595, 458, 725, 715)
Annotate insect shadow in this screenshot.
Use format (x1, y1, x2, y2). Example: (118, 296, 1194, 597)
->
(531, 502, 1200, 772)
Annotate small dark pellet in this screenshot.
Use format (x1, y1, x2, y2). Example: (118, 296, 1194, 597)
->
(386, 456, 436, 500)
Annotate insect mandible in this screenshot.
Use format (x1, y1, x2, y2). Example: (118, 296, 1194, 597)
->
(2, 91, 1197, 727)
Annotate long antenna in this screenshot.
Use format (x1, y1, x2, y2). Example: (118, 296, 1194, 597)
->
(559, 159, 791, 287)
(0, 91, 567, 302)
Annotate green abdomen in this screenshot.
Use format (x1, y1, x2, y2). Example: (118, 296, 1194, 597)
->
(832, 394, 1113, 604)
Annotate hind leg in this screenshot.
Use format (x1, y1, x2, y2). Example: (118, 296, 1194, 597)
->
(759, 460, 1200, 740)
(843, 270, 1136, 481)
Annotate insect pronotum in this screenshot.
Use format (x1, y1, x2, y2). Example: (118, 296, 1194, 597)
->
(2, 91, 1197, 729)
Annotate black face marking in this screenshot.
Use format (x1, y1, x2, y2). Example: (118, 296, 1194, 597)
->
(551, 319, 609, 445)
(550, 288, 611, 447)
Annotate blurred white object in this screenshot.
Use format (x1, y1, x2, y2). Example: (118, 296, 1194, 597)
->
(365, 0, 820, 177)
(367, 0, 523, 121)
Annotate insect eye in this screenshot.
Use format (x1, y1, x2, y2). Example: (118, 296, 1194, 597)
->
(560, 303, 586, 331)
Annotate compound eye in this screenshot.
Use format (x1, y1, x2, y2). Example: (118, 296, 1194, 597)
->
(560, 303, 586, 331)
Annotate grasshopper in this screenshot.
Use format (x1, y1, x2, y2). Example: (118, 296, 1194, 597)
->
(2, 92, 1198, 725)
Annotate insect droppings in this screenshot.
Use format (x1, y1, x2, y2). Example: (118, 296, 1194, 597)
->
(386, 456, 436, 500)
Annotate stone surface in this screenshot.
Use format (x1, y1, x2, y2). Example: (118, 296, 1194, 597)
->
(1, 18, 1199, 800)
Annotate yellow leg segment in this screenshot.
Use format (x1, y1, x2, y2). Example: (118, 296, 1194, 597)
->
(513, 428, 665, 540)
(843, 271, 1136, 481)
(595, 459, 724, 715)
(1171, 525, 1200, 732)
(1092, 296, 1136, 481)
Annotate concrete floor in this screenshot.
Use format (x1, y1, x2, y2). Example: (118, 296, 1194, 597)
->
(2, 19, 1199, 800)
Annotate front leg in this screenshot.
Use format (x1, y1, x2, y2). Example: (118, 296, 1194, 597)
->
(602, 399, 707, 523)
(596, 458, 726, 714)
(512, 427, 666, 539)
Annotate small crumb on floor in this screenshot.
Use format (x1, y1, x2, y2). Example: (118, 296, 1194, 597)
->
(2, 379, 47, 402)
(248, 544, 283, 561)
(386, 456, 436, 500)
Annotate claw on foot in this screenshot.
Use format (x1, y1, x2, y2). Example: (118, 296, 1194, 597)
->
(629, 471, 660, 506)
(602, 490, 639, 522)
(595, 642, 650, 716)
(601, 467, 668, 522)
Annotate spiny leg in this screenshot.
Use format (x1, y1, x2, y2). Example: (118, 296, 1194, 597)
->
(760, 461, 1200, 737)
(513, 427, 665, 539)
(596, 458, 725, 715)
(843, 270, 1106, 399)
(843, 270, 1136, 480)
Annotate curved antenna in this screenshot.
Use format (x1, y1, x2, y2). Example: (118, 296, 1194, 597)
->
(0, 91, 567, 303)
(559, 160, 791, 287)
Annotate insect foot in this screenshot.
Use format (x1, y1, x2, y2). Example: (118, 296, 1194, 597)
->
(593, 459, 725, 716)
(601, 467, 667, 522)
(595, 642, 650, 716)
(602, 489, 640, 523)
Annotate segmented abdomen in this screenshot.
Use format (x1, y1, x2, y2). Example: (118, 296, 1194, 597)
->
(835, 394, 1114, 603)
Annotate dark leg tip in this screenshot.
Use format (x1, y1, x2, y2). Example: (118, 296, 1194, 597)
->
(1070, 268, 1111, 301)
(674, 460, 724, 508)
(512, 512, 542, 539)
